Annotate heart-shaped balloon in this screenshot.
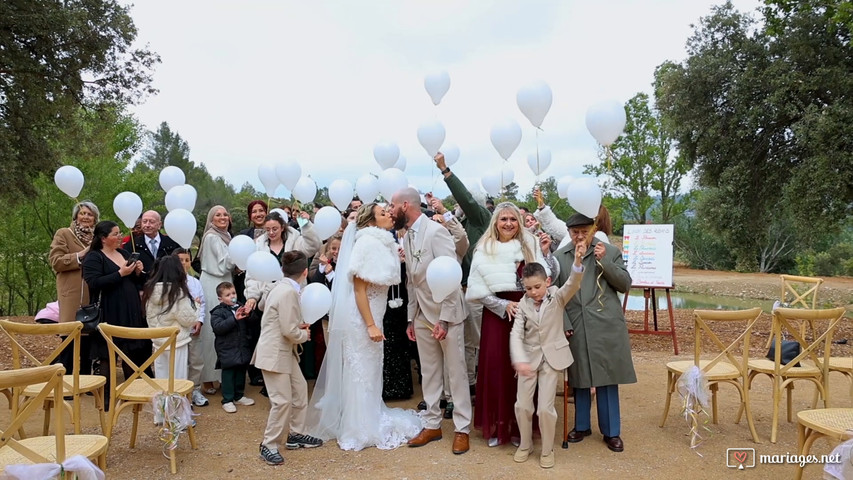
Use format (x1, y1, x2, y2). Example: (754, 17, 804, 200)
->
(258, 164, 279, 196)
(516, 80, 553, 128)
(417, 121, 446, 157)
(378, 168, 408, 200)
(557, 175, 575, 199)
(373, 142, 400, 170)
(442, 144, 460, 167)
(328, 179, 354, 211)
(566, 177, 602, 218)
(276, 161, 302, 191)
(424, 70, 451, 106)
(291, 176, 317, 204)
(394, 154, 407, 172)
(526, 150, 552, 176)
(356, 174, 380, 203)
(585, 100, 627, 146)
(490, 119, 522, 160)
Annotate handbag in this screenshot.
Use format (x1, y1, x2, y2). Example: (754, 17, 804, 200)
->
(76, 303, 101, 334)
(75, 279, 101, 334)
(766, 337, 801, 367)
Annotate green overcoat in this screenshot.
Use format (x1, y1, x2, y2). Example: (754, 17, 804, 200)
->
(554, 238, 637, 388)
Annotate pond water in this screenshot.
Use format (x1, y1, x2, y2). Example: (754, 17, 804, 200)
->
(621, 290, 775, 311)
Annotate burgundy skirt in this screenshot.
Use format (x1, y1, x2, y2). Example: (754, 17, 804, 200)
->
(474, 289, 524, 444)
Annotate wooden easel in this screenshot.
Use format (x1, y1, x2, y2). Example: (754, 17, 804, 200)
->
(622, 286, 679, 355)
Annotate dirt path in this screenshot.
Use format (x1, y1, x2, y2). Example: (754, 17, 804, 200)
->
(673, 267, 853, 309)
(2, 268, 852, 479)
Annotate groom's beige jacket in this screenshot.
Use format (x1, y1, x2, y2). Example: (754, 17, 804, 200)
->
(405, 214, 465, 325)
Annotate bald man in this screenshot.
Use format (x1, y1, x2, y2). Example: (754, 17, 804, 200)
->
(122, 210, 181, 277)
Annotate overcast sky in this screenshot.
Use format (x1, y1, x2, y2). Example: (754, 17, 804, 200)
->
(127, 0, 762, 200)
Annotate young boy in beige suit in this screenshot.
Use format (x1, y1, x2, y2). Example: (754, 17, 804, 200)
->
(510, 242, 585, 468)
(254, 251, 323, 465)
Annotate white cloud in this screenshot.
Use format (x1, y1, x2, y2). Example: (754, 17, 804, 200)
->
(127, 0, 762, 202)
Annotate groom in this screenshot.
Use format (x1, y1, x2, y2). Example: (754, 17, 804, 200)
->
(389, 187, 472, 455)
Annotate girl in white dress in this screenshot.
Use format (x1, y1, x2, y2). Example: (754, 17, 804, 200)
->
(306, 203, 422, 451)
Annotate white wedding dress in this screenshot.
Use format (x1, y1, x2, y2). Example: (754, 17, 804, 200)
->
(306, 224, 422, 451)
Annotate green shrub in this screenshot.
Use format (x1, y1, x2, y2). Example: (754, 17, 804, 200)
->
(795, 252, 816, 276)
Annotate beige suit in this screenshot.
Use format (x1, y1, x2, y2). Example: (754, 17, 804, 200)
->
(510, 268, 583, 455)
(253, 281, 309, 450)
(405, 215, 471, 433)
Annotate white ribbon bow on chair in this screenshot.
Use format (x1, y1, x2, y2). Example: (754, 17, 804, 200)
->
(4, 454, 104, 480)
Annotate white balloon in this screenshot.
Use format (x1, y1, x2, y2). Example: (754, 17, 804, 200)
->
(246, 251, 283, 283)
(393, 154, 407, 171)
(301, 283, 332, 324)
(258, 164, 279, 196)
(585, 100, 627, 146)
(292, 177, 317, 204)
(481, 171, 501, 197)
(328, 179, 354, 211)
(417, 120, 446, 157)
(276, 161, 302, 191)
(112, 191, 143, 229)
(163, 208, 196, 249)
(424, 70, 451, 106)
(557, 175, 575, 199)
(378, 168, 408, 200)
(489, 119, 522, 160)
(516, 80, 553, 128)
(227, 235, 256, 270)
(356, 174, 380, 203)
(54, 166, 84, 198)
(164, 184, 197, 212)
(270, 208, 289, 222)
(426, 256, 462, 303)
(442, 144, 460, 167)
(567, 177, 602, 218)
(314, 206, 342, 241)
(526, 150, 552, 176)
(373, 142, 400, 170)
(158, 166, 185, 192)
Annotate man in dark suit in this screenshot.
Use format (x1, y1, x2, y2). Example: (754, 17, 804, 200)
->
(122, 210, 180, 277)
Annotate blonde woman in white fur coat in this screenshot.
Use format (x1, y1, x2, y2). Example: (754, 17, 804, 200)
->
(466, 202, 558, 447)
(306, 203, 421, 451)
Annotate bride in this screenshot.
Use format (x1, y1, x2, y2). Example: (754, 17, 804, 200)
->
(306, 203, 422, 450)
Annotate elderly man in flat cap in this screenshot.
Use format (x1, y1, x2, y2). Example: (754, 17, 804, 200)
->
(552, 213, 636, 453)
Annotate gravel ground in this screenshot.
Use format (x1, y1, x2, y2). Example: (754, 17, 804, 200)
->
(2, 268, 852, 479)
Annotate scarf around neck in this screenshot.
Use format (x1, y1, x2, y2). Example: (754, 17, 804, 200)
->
(70, 220, 94, 247)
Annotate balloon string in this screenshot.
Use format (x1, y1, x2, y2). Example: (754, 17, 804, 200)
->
(588, 220, 605, 311)
(535, 129, 540, 186)
(606, 146, 613, 171)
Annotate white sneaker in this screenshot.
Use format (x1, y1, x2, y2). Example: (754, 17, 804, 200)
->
(235, 396, 255, 406)
(222, 402, 237, 413)
(192, 388, 209, 407)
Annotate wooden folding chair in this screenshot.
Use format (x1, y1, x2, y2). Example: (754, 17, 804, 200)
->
(660, 308, 761, 443)
(745, 307, 846, 443)
(0, 364, 108, 472)
(0, 319, 106, 437)
(98, 324, 197, 474)
(780, 274, 824, 309)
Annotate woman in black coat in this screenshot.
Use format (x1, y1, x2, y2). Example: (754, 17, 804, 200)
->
(82, 221, 151, 408)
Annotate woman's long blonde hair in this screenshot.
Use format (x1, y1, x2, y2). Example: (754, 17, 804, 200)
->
(475, 202, 536, 263)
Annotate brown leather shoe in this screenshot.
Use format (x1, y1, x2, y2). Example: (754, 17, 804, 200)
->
(567, 428, 592, 443)
(604, 435, 624, 452)
(408, 428, 442, 447)
(452, 432, 469, 454)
